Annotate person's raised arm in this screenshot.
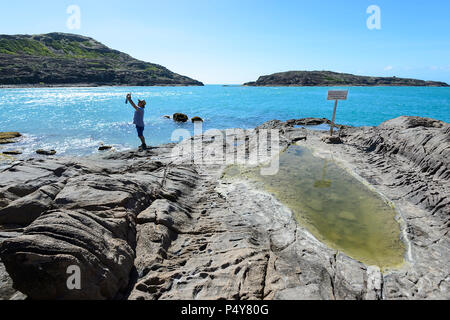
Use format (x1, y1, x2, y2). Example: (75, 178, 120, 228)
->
(127, 94, 139, 111)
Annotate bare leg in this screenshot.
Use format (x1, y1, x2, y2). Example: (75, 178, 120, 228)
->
(139, 136, 146, 146)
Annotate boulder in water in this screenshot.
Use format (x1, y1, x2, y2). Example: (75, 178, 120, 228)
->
(173, 113, 188, 123)
(191, 117, 204, 123)
(36, 149, 57, 156)
(2, 150, 22, 155)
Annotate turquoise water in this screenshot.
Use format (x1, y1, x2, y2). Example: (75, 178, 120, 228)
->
(0, 85, 449, 156)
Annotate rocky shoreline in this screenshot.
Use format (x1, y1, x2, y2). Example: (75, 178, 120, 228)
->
(0, 116, 448, 300)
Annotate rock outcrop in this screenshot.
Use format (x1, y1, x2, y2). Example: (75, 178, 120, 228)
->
(98, 145, 113, 151)
(244, 71, 449, 87)
(191, 116, 204, 123)
(341, 116, 449, 217)
(173, 113, 189, 123)
(36, 149, 57, 156)
(0, 116, 448, 300)
(0, 33, 203, 87)
(0, 132, 21, 145)
(1, 151, 22, 155)
(0, 155, 200, 299)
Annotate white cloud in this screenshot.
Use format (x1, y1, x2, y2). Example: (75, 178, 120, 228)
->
(384, 66, 393, 71)
(428, 66, 450, 71)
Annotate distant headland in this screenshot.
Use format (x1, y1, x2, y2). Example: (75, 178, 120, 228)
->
(244, 71, 449, 87)
(0, 33, 204, 87)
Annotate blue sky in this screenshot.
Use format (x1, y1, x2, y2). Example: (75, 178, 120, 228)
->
(1, 0, 449, 84)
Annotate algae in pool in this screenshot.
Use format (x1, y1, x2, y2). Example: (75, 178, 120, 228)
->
(224, 145, 405, 269)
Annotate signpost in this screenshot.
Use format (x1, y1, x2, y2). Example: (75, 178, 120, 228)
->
(327, 90, 348, 136)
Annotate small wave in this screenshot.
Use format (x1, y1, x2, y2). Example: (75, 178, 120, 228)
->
(1, 134, 129, 158)
(45, 137, 129, 156)
(95, 121, 133, 130)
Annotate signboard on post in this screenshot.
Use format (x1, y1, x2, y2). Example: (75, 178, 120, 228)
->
(328, 90, 348, 101)
(327, 90, 348, 136)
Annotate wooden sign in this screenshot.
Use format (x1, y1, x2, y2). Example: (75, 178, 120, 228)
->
(328, 90, 348, 101)
(328, 90, 349, 136)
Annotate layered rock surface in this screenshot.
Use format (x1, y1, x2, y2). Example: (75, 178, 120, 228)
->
(0, 155, 201, 299)
(0, 116, 448, 300)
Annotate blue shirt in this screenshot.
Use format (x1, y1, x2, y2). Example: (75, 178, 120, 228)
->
(133, 107, 145, 127)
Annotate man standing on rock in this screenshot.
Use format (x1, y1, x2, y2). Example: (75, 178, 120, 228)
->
(126, 93, 147, 151)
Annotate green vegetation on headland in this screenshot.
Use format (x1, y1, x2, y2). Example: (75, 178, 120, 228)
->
(0, 33, 203, 86)
(244, 71, 449, 87)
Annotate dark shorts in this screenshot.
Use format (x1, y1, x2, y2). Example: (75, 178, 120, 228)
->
(136, 126, 145, 137)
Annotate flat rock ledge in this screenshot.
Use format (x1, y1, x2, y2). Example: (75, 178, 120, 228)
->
(0, 132, 21, 145)
(0, 116, 449, 300)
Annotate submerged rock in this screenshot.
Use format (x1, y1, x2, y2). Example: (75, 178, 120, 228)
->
(36, 149, 57, 156)
(1, 151, 22, 155)
(98, 145, 113, 151)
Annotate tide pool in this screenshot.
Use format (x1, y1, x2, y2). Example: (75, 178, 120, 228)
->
(0, 85, 449, 156)
(224, 145, 405, 269)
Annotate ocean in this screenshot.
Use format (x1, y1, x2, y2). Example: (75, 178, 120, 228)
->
(0, 85, 449, 156)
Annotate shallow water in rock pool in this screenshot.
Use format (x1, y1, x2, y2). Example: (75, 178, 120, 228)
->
(224, 145, 405, 269)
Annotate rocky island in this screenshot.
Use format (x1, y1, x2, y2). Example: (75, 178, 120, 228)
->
(0, 116, 448, 300)
(244, 71, 449, 87)
(0, 33, 203, 87)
